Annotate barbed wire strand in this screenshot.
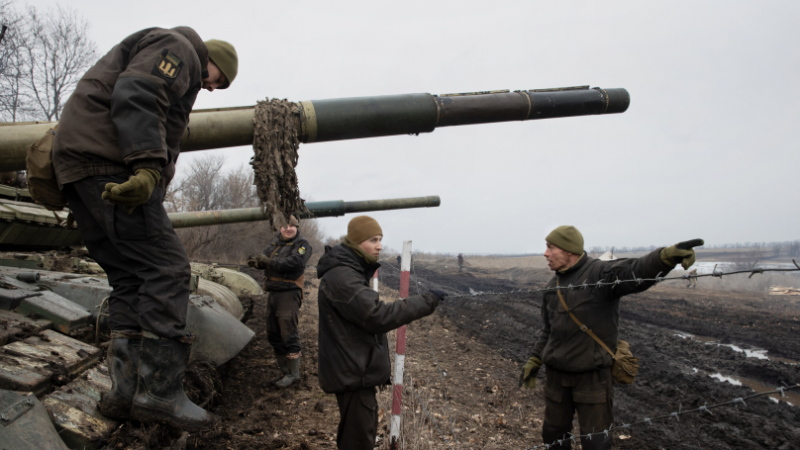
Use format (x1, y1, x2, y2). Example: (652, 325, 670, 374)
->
(444, 260, 800, 300)
(521, 384, 800, 450)
(410, 258, 462, 450)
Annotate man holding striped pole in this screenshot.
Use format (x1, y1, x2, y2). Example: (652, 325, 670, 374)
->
(316, 216, 447, 449)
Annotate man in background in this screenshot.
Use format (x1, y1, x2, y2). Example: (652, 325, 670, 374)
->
(249, 215, 311, 388)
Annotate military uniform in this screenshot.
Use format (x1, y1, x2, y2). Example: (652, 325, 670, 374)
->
(531, 250, 672, 450)
(317, 243, 439, 450)
(52, 27, 235, 430)
(262, 231, 312, 357)
(457, 253, 464, 272)
(53, 27, 207, 339)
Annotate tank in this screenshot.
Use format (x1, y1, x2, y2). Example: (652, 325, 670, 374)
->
(0, 84, 627, 449)
(0, 85, 629, 172)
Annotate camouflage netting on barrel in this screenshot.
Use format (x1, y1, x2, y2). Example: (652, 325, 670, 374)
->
(251, 98, 308, 230)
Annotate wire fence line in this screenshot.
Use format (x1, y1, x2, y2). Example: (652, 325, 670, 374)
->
(411, 262, 462, 450)
(444, 261, 800, 301)
(521, 384, 800, 450)
(373, 259, 800, 448)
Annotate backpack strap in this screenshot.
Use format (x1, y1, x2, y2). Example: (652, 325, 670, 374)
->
(556, 279, 616, 360)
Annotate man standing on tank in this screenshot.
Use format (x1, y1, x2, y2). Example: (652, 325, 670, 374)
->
(519, 226, 701, 450)
(317, 216, 447, 450)
(248, 215, 311, 388)
(51, 27, 238, 431)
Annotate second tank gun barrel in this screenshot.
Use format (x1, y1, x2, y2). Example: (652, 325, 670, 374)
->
(0, 86, 629, 172)
(168, 196, 441, 229)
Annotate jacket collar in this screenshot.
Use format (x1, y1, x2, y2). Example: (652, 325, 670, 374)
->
(558, 252, 589, 277)
(317, 243, 381, 281)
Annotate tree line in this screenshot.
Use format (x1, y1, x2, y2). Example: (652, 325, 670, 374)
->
(0, 1, 97, 122)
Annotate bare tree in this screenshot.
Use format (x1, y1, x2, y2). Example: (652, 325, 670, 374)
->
(0, 1, 35, 121)
(24, 5, 96, 120)
(167, 155, 328, 264)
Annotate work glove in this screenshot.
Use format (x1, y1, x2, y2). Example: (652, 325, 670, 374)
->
(247, 254, 271, 269)
(661, 239, 704, 270)
(519, 356, 542, 389)
(101, 168, 160, 212)
(428, 289, 448, 302)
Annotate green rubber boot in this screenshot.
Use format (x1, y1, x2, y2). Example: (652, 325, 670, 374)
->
(268, 354, 290, 383)
(130, 336, 216, 431)
(98, 334, 141, 419)
(274, 357, 300, 388)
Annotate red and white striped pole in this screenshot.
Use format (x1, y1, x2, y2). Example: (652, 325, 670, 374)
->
(390, 240, 412, 448)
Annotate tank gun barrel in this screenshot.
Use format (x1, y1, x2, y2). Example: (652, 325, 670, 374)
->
(168, 195, 441, 229)
(0, 85, 629, 172)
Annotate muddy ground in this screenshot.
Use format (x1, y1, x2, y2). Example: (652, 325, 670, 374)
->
(102, 258, 800, 449)
(103, 264, 541, 450)
(378, 259, 800, 449)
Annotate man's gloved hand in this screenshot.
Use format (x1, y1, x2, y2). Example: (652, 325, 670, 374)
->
(428, 289, 448, 302)
(247, 254, 271, 269)
(519, 356, 542, 389)
(101, 168, 160, 212)
(661, 239, 704, 270)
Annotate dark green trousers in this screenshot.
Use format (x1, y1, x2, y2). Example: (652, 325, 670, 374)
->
(541, 366, 614, 450)
(266, 289, 302, 355)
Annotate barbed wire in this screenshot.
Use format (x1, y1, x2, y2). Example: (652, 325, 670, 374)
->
(444, 260, 800, 300)
(522, 383, 800, 450)
(411, 261, 462, 450)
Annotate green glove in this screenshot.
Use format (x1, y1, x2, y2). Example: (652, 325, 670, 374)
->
(519, 356, 542, 389)
(661, 239, 704, 270)
(101, 168, 160, 211)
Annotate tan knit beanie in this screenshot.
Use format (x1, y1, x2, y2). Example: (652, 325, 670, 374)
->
(546, 226, 584, 255)
(347, 216, 383, 244)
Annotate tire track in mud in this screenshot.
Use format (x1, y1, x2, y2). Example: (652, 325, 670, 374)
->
(382, 261, 800, 450)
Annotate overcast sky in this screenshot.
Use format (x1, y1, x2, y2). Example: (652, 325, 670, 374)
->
(31, 0, 800, 254)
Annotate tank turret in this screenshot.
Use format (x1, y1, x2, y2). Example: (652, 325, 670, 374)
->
(0, 86, 629, 172)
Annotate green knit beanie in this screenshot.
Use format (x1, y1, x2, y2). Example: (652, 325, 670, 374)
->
(546, 226, 584, 255)
(204, 39, 238, 89)
(347, 215, 383, 244)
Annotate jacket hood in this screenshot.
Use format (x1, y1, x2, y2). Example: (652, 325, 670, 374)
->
(317, 243, 380, 280)
(171, 26, 208, 72)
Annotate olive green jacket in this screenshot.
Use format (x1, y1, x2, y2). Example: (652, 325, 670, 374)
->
(531, 249, 673, 373)
(53, 27, 208, 189)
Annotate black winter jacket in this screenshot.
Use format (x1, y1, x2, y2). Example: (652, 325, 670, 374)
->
(317, 244, 438, 393)
(262, 232, 311, 292)
(54, 27, 207, 189)
(531, 249, 673, 373)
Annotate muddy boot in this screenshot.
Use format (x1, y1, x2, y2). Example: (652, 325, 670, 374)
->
(98, 332, 141, 419)
(274, 356, 300, 388)
(130, 335, 216, 431)
(268, 354, 290, 384)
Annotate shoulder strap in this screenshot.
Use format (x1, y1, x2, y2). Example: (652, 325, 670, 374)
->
(556, 279, 616, 360)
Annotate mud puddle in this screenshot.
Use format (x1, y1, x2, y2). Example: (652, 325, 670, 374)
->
(673, 330, 800, 365)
